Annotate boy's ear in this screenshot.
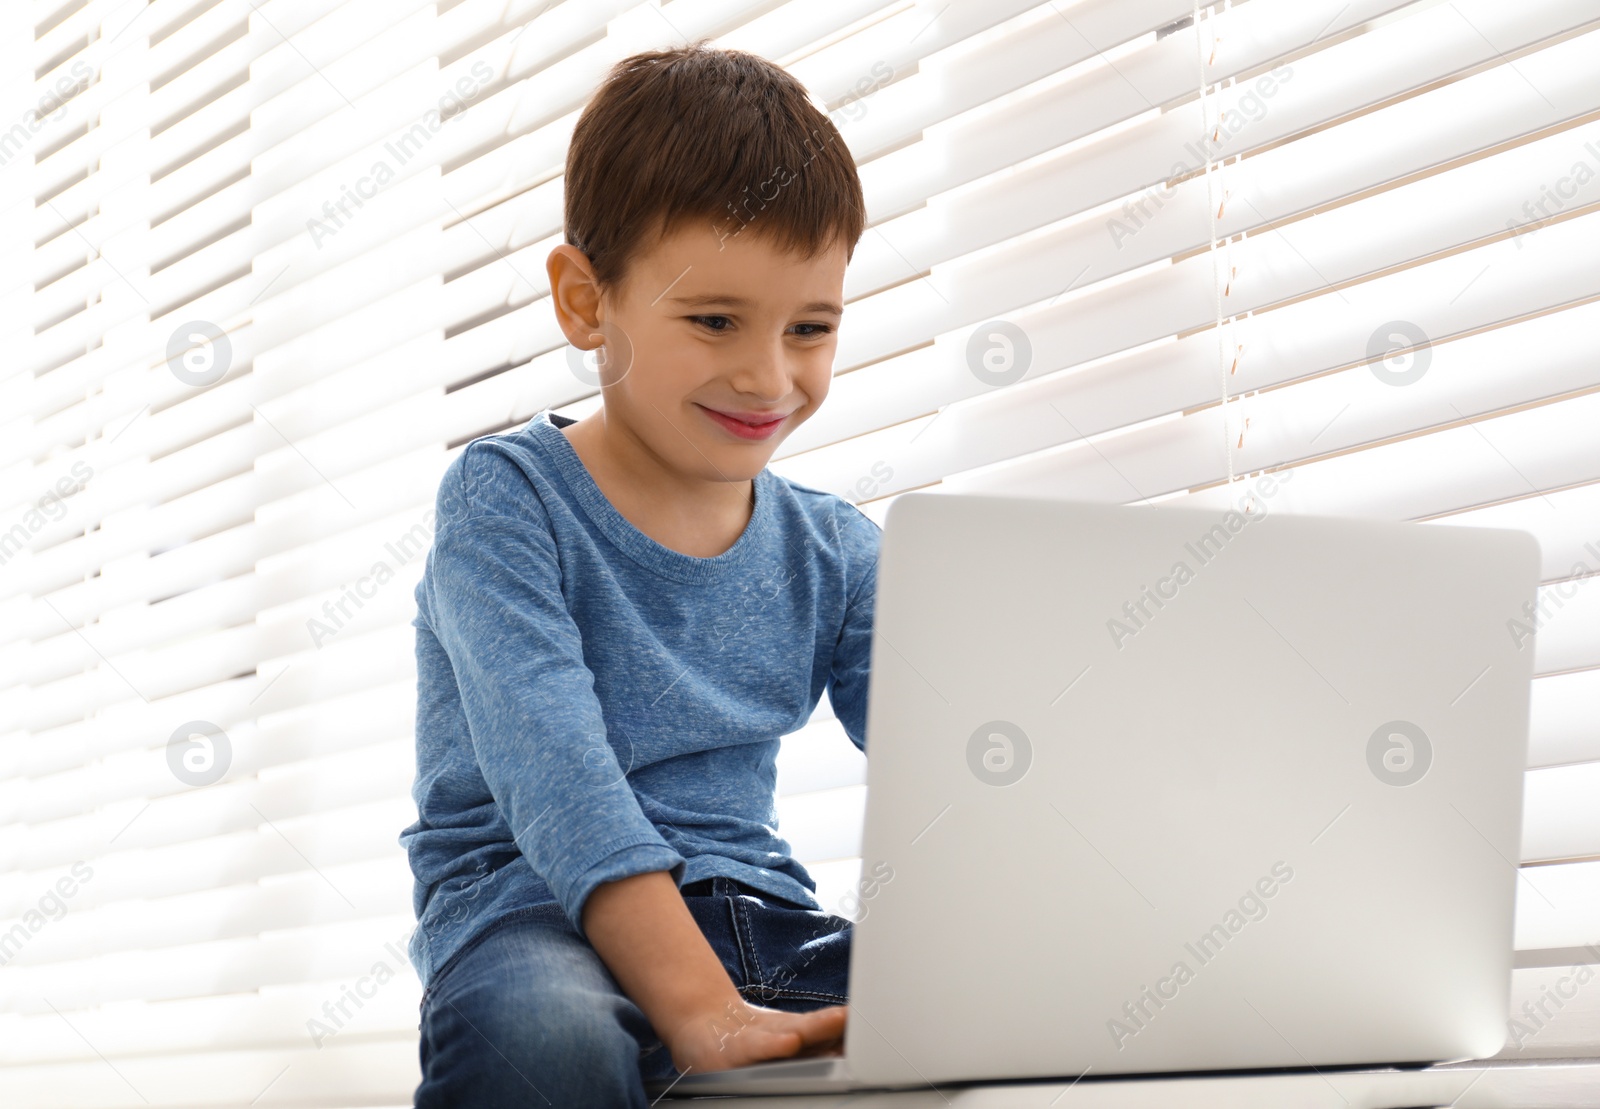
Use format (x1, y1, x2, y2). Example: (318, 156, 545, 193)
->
(546, 244, 607, 349)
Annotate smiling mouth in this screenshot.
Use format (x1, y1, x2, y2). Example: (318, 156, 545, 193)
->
(700, 406, 789, 426)
(697, 404, 790, 439)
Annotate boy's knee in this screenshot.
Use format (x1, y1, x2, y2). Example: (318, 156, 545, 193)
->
(431, 980, 646, 1101)
(510, 983, 640, 1065)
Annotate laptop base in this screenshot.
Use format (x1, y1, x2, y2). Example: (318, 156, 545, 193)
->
(647, 1059, 1485, 1103)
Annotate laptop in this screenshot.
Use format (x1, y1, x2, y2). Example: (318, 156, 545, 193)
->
(647, 491, 1541, 1100)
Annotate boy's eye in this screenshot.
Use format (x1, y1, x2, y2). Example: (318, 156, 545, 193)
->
(689, 316, 834, 338)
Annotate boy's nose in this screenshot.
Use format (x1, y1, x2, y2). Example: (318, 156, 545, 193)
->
(726, 339, 794, 400)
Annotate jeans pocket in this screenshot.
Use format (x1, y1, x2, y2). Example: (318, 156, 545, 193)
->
(730, 897, 853, 1008)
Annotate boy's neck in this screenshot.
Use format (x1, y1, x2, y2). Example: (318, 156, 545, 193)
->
(559, 412, 757, 560)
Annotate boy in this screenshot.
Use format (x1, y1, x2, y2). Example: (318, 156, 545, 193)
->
(400, 40, 880, 1106)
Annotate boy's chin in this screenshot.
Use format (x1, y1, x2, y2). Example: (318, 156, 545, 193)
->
(710, 454, 774, 480)
(699, 446, 775, 481)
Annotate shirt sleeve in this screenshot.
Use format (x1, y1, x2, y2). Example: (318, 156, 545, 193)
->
(423, 454, 685, 938)
(826, 503, 881, 753)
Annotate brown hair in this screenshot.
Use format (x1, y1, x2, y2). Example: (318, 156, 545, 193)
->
(563, 40, 866, 301)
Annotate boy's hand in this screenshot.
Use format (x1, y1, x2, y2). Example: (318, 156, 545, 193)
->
(580, 870, 848, 1078)
(664, 1000, 846, 1075)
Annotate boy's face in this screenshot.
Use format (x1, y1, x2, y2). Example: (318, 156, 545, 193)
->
(550, 220, 848, 482)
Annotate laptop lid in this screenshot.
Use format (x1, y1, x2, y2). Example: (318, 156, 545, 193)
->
(843, 492, 1540, 1087)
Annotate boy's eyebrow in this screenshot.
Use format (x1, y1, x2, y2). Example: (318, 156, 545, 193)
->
(666, 293, 843, 316)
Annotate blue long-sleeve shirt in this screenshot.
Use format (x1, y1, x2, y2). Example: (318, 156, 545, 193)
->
(399, 409, 880, 985)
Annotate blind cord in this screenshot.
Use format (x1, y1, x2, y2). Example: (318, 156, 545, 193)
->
(1194, 0, 1238, 495)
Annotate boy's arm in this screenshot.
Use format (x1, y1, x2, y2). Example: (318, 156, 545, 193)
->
(424, 450, 685, 937)
(826, 504, 881, 753)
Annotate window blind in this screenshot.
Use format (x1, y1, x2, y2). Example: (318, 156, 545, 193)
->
(1, 0, 1596, 1104)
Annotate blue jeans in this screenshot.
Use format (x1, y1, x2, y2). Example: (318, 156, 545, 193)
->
(413, 875, 853, 1107)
